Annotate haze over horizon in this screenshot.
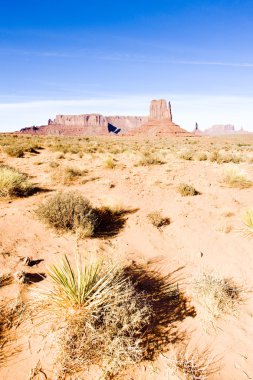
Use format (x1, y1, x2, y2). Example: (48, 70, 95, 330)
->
(1, 0, 253, 132)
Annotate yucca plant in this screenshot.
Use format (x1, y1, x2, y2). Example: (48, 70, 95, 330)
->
(242, 209, 253, 238)
(44, 255, 125, 311)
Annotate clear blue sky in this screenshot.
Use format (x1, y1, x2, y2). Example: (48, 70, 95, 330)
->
(1, 0, 253, 131)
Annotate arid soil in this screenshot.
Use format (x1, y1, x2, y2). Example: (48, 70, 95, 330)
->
(0, 134, 253, 380)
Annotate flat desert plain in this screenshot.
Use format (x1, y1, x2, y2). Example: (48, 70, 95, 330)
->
(0, 134, 253, 380)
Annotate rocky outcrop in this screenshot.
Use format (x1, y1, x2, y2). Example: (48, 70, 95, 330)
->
(131, 99, 190, 137)
(19, 98, 190, 136)
(149, 99, 172, 121)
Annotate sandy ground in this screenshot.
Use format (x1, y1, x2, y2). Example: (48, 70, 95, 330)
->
(0, 135, 253, 379)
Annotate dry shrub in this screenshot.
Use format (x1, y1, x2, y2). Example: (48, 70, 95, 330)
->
(36, 191, 129, 238)
(177, 183, 200, 196)
(136, 152, 165, 166)
(0, 165, 36, 197)
(4, 145, 25, 157)
(34, 256, 151, 378)
(192, 273, 246, 321)
(0, 298, 25, 364)
(0, 273, 12, 287)
(222, 168, 252, 189)
(196, 152, 207, 161)
(103, 157, 117, 169)
(168, 345, 218, 380)
(31, 258, 195, 379)
(51, 166, 88, 185)
(179, 150, 194, 161)
(147, 211, 170, 228)
(210, 151, 242, 164)
(36, 191, 98, 237)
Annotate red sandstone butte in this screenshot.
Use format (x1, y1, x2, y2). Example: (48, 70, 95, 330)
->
(19, 99, 191, 136)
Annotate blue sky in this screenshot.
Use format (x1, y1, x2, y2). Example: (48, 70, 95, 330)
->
(1, 0, 253, 131)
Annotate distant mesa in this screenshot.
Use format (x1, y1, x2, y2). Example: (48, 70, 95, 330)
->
(18, 99, 191, 137)
(192, 123, 250, 136)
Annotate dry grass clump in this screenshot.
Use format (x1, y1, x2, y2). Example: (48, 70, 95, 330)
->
(192, 273, 245, 321)
(242, 209, 253, 238)
(35, 255, 151, 378)
(168, 345, 217, 380)
(222, 168, 252, 189)
(147, 211, 170, 228)
(210, 151, 242, 164)
(4, 145, 25, 158)
(36, 191, 98, 237)
(103, 156, 117, 169)
(196, 152, 207, 161)
(0, 273, 12, 287)
(136, 152, 165, 166)
(177, 183, 200, 196)
(0, 165, 36, 197)
(179, 150, 194, 161)
(0, 298, 26, 364)
(51, 166, 88, 185)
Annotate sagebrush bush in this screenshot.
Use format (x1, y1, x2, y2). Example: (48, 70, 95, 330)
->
(177, 183, 199, 196)
(51, 166, 87, 185)
(136, 152, 165, 166)
(36, 191, 98, 236)
(0, 166, 35, 197)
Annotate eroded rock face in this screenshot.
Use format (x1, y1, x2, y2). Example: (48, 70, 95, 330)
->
(149, 99, 172, 121)
(19, 98, 188, 136)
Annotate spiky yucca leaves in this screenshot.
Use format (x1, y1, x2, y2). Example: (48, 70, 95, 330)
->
(242, 209, 253, 238)
(46, 255, 121, 310)
(34, 255, 151, 378)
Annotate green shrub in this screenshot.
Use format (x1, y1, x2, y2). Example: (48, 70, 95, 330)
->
(0, 166, 35, 197)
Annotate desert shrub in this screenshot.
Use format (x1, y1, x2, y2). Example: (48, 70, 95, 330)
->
(0, 165, 35, 197)
(103, 157, 116, 169)
(177, 183, 199, 196)
(192, 273, 245, 321)
(179, 150, 194, 161)
(168, 345, 217, 380)
(196, 152, 207, 161)
(51, 166, 87, 185)
(147, 211, 170, 228)
(210, 151, 242, 164)
(242, 209, 253, 238)
(4, 145, 25, 158)
(222, 168, 252, 189)
(36, 255, 151, 378)
(36, 192, 128, 237)
(136, 152, 165, 166)
(36, 191, 98, 236)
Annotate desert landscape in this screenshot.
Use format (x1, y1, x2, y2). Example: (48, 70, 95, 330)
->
(0, 117, 253, 379)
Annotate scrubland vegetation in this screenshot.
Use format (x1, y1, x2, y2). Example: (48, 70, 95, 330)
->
(0, 133, 253, 379)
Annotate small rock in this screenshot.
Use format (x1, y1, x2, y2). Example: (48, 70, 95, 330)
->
(22, 256, 31, 266)
(14, 271, 26, 284)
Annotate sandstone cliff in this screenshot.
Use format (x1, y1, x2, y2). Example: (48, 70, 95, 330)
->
(19, 99, 189, 136)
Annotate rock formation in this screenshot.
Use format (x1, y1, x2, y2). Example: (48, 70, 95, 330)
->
(131, 99, 190, 136)
(19, 99, 190, 136)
